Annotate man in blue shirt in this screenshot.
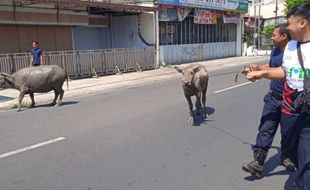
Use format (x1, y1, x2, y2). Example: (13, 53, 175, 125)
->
(241, 23, 294, 178)
(30, 41, 43, 67)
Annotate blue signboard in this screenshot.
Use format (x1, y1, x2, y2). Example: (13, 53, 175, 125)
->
(158, 0, 179, 6)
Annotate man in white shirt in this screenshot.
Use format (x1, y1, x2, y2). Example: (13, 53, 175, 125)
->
(246, 3, 310, 190)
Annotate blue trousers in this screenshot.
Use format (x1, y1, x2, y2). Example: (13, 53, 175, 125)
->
(252, 93, 284, 156)
(281, 113, 310, 190)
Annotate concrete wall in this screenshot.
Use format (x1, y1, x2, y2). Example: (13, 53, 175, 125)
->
(72, 27, 111, 50)
(72, 15, 153, 50)
(138, 12, 155, 45)
(111, 15, 148, 48)
(160, 42, 237, 64)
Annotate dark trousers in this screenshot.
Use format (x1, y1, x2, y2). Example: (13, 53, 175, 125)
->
(281, 113, 310, 190)
(252, 93, 283, 155)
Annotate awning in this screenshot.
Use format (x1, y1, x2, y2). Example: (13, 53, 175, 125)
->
(15, 0, 158, 13)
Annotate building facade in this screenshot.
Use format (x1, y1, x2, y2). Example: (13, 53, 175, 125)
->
(0, 0, 158, 77)
(0, 0, 156, 53)
(0, 0, 249, 67)
(244, 0, 286, 50)
(157, 0, 248, 64)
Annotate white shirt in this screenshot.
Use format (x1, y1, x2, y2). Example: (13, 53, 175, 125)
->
(282, 40, 310, 92)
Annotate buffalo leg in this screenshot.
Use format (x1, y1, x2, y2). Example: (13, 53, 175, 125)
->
(202, 87, 207, 118)
(56, 88, 64, 106)
(17, 91, 25, 111)
(185, 95, 194, 123)
(51, 89, 59, 106)
(195, 92, 202, 115)
(29, 92, 35, 108)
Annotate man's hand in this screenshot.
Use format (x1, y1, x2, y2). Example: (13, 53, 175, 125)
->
(241, 64, 261, 75)
(249, 64, 260, 71)
(246, 70, 266, 82)
(241, 66, 252, 75)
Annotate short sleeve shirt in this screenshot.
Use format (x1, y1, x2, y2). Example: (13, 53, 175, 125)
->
(31, 48, 43, 65)
(269, 47, 285, 94)
(282, 40, 310, 114)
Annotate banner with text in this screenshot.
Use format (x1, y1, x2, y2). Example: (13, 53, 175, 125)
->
(194, 9, 217, 24)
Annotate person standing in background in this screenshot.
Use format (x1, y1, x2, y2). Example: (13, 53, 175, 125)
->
(29, 41, 43, 67)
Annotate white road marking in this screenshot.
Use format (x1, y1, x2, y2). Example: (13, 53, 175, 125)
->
(213, 81, 252, 94)
(0, 137, 65, 159)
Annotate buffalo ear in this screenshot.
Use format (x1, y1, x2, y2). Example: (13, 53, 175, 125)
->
(174, 66, 182, 73)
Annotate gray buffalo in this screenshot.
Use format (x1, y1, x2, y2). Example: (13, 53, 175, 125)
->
(175, 63, 209, 123)
(0, 65, 68, 111)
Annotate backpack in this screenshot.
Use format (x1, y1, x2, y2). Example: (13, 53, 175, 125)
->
(293, 42, 310, 116)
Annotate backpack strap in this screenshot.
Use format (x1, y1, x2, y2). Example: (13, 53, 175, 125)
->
(297, 42, 306, 78)
(297, 42, 310, 91)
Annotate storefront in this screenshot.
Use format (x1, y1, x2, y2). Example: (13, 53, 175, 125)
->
(157, 0, 248, 64)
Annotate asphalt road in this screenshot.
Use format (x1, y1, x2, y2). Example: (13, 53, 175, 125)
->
(0, 64, 295, 190)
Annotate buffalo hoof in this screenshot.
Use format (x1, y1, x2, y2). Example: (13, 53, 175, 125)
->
(188, 116, 194, 125)
(30, 104, 35, 108)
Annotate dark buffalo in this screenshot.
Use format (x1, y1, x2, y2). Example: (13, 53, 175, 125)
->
(0, 65, 68, 111)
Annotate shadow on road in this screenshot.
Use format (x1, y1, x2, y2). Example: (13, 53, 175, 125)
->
(0, 95, 14, 103)
(34, 101, 79, 108)
(192, 106, 215, 126)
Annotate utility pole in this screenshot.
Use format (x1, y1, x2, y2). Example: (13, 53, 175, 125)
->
(258, 0, 261, 50)
(274, 0, 278, 25)
(253, 2, 256, 49)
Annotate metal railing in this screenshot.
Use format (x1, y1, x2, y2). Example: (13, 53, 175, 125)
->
(0, 47, 156, 79)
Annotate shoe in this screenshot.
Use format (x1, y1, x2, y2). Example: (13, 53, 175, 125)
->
(242, 161, 263, 178)
(242, 150, 267, 178)
(282, 158, 296, 172)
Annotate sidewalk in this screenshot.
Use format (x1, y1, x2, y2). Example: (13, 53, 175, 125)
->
(0, 56, 269, 110)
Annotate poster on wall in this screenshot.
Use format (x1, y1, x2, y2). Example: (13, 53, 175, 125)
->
(222, 12, 240, 23)
(159, 9, 178, 21)
(194, 9, 218, 24)
(176, 7, 191, 21)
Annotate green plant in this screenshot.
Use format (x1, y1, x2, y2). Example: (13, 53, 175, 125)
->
(262, 24, 275, 38)
(284, 0, 307, 13)
(242, 33, 250, 43)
